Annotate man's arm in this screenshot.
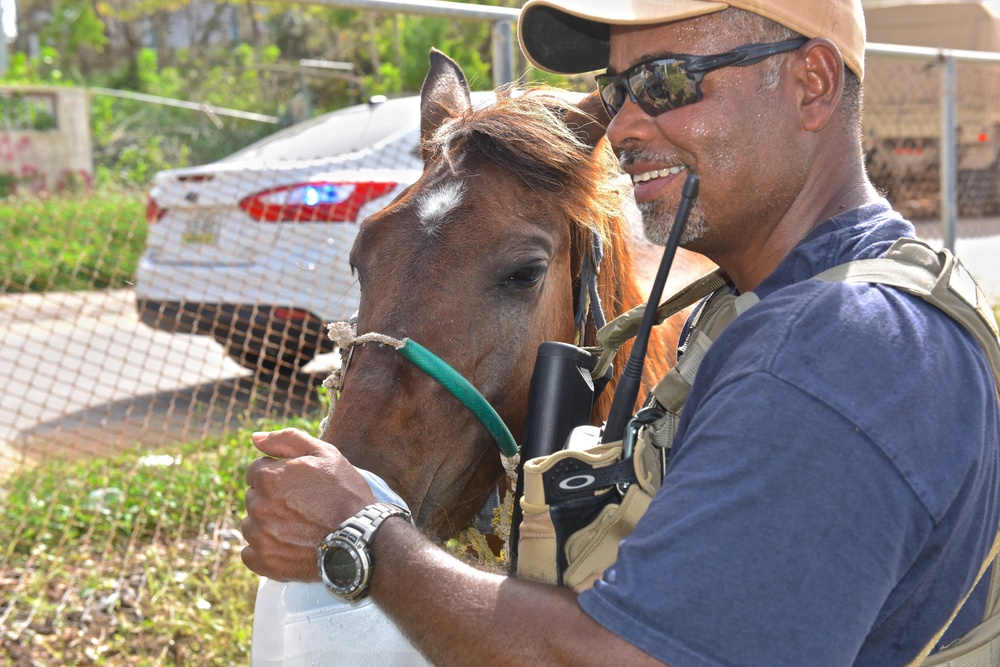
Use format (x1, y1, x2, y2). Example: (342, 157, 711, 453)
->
(241, 428, 667, 666)
(369, 517, 669, 666)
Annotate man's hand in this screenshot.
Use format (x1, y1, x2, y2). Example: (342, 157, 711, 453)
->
(241, 428, 376, 581)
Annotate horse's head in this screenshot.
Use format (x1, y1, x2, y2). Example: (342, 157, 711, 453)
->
(322, 51, 668, 538)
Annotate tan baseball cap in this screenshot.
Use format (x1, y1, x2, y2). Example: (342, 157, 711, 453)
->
(518, 0, 866, 80)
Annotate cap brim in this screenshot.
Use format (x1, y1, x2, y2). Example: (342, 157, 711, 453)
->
(519, 0, 729, 74)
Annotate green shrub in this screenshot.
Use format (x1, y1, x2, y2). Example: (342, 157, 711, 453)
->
(0, 187, 146, 293)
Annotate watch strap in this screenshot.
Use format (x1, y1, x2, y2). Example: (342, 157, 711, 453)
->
(340, 502, 413, 543)
(317, 502, 412, 601)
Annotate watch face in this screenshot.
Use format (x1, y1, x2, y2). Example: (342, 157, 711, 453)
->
(319, 534, 371, 601)
(317, 504, 408, 602)
(323, 545, 360, 589)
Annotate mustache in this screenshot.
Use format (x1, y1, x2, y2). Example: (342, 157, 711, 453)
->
(618, 147, 689, 172)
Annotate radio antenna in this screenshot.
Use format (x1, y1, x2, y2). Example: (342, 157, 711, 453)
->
(601, 174, 699, 444)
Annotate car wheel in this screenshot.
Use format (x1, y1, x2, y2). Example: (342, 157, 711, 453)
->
(224, 342, 317, 377)
(215, 323, 318, 378)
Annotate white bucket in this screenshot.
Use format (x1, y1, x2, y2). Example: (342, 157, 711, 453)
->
(249, 470, 430, 666)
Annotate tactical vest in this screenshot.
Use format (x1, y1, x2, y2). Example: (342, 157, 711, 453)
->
(516, 238, 1000, 666)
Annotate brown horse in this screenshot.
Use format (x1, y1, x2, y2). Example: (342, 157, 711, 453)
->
(321, 50, 714, 540)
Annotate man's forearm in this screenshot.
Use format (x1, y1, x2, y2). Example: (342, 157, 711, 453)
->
(369, 519, 667, 666)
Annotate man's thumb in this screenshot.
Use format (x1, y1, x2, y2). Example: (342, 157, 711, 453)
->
(250, 429, 327, 459)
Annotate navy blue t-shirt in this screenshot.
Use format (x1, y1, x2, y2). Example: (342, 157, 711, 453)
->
(579, 200, 1000, 666)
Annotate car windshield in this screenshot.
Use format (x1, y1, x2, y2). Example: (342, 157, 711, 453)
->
(220, 96, 423, 163)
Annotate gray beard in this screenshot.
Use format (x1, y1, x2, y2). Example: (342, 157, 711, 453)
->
(620, 147, 708, 247)
(638, 198, 708, 247)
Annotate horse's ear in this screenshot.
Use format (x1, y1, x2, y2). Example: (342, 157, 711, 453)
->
(563, 91, 611, 150)
(420, 48, 472, 163)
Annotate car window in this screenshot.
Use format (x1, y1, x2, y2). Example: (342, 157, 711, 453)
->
(220, 96, 424, 163)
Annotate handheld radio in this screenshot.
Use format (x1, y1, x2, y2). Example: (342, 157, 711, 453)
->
(510, 174, 700, 571)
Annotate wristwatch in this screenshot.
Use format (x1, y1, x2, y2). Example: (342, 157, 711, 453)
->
(317, 502, 412, 601)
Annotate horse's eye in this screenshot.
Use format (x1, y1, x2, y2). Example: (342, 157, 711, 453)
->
(504, 263, 546, 288)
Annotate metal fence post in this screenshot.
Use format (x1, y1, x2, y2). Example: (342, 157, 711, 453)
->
(491, 19, 515, 87)
(0, 2, 8, 78)
(940, 53, 958, 252)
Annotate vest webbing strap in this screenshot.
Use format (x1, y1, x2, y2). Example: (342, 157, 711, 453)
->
(813, 238, 1000, 395)
(813, 239, 1000, 666)
(611, 237, 1000, 665)
(908, 531, 1000, 666)
(789, 240, 1000, 665)
(589, 269, 729, 381)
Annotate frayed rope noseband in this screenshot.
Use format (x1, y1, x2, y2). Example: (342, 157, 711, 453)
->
(319, 320, 521, 559)
(320, 320, 518, 458)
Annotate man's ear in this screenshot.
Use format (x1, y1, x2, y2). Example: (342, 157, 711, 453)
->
(797, 38, 844, 133)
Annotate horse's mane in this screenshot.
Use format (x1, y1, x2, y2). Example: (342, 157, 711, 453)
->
(424, 86, 669, 416)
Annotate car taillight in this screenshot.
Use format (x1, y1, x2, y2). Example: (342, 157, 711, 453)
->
(239, 181, 398, 223)
(274, 308, 310, 321)
(146, 196, 167, 224)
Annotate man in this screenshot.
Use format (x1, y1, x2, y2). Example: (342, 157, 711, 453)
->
(242, 1, 1000, 664)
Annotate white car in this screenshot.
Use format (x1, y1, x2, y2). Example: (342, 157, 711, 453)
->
(136, 95, 430, 376)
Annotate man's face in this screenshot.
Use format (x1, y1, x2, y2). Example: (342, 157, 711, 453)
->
(605, 13, 807, 260)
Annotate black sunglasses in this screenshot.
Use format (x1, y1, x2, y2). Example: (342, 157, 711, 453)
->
(595, 38, 808, 118)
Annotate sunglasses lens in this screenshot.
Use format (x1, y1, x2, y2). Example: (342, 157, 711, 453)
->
(633, 61, 700, 116)
(597, 60, 701, 118)
(597, 78, 627, 117)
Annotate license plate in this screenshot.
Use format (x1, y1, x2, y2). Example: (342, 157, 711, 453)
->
(182, 218, 218, 245)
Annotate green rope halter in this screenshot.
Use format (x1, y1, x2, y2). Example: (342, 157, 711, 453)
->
(396, 339, 518, 457)
(323, 322, 518, 458)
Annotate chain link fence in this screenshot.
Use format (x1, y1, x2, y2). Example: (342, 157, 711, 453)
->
(2, 45, 1000, 665)
(865, 47, 1000, 224)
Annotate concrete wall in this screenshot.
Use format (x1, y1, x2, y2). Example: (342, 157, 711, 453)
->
(0, 86, 93, 192)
